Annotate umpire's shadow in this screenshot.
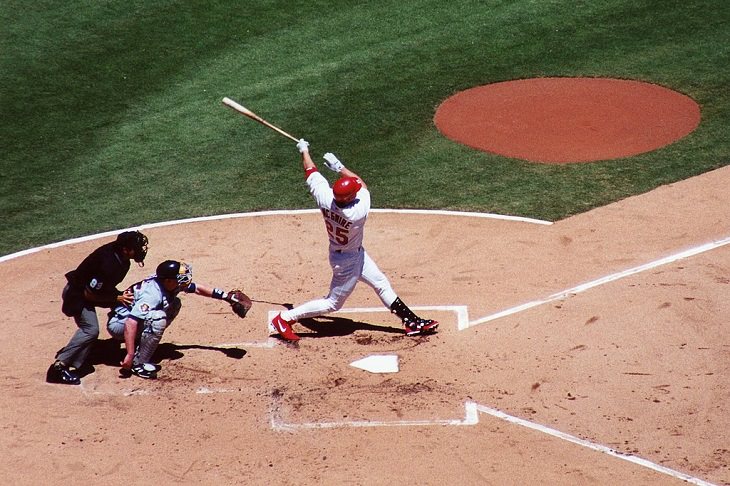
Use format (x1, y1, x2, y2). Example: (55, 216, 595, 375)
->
(297, 315, 402, 337)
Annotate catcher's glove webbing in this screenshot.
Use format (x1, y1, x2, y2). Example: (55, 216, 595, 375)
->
(227, 289, 252, 318)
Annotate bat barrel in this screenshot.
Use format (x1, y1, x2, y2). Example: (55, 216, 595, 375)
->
(222, 97, 299, 143)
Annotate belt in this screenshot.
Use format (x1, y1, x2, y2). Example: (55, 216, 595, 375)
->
(335, 246, 362, 253)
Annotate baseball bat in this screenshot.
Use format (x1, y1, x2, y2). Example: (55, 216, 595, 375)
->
(222, 97, 299, 143)
(250, 298, 294, 309)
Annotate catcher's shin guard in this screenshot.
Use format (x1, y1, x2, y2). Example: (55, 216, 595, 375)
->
(135, 311, 169, 364)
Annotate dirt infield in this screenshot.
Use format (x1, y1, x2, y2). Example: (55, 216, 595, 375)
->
(434, 78, 701, 163)
(1, 78, 726, 485)
(1, 164, 729, 485)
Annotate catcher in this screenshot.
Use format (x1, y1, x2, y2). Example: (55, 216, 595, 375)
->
(106, 259, 251, 379)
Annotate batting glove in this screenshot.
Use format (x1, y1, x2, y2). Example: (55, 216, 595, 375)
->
(323, 152, 345, 173)
(296, 139, 310, 153)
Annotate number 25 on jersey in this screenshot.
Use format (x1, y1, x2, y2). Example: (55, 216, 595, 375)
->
(325, 221, 349, 245)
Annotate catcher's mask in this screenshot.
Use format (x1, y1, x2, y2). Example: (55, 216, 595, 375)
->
(333, 176, 362, 206)
(116, 231, 149, 265)
(155, 260, 193, 289)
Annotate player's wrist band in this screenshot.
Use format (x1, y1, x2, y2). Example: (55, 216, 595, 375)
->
(212, 288, 227, 300)
(304, 167, 318, 179)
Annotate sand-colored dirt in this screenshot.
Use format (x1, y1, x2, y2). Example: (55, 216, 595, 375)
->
(1, 165, 729, 485)
(2, 78, 724, 485)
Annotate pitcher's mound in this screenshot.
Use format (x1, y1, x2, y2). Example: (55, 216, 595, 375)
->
(434, 77, 701, 163)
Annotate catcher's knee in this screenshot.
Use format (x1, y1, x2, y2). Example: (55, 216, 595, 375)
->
(106, 318, 125, 340)
(145, 310, 170, 337)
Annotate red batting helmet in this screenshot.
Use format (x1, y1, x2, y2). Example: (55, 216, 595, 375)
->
(333, 176, 362, 205)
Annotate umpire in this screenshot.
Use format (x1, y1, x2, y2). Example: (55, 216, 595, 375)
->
(46, 230, 149, 385)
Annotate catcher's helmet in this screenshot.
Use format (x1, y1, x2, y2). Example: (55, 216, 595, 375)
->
(155, 260, 193, 288)
(116, 231, 148, 265)
(333, 176, 362, 206)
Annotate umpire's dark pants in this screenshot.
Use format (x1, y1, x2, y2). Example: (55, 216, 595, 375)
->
(55, 284, 100, 369)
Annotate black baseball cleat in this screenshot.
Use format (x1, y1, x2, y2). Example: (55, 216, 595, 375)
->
(46, 362, 81, 385)
(403, 318, 439, 336)
(131, 363, 158, 379)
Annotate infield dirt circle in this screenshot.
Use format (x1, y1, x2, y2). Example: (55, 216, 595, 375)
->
(1, 79, 728, 485)
(434, 77, 701, 162)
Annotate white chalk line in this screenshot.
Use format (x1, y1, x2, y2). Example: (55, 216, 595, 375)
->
(0, 209, 550, 264)
(473, 403, 717, 486)
(270, 400, 479, 432)
(467, 235, 730, 328)
(315, 305, 468, 325)
(18, 213, 721, 484)
(271, 400, 716, 486)
(75, 303, 464, 398)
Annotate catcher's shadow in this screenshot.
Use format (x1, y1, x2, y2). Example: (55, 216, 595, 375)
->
(154, 342, 247, 361)
(296, 315, 402, 338)
(82, 338, 246, 376)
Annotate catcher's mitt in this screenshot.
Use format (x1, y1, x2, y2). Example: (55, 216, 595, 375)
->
(227, 289, 252, 318)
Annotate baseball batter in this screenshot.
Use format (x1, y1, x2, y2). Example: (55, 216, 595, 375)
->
(269, 139, 438, 341)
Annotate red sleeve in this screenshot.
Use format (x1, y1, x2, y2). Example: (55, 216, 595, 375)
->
(304, 166, 318, 180)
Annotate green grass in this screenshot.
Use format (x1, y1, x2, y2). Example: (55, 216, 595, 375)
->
(1, 0, 729, 256)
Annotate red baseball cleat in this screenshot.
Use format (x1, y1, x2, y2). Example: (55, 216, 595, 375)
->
(403, 318, 439, 336)
(271, 313, 300, 341)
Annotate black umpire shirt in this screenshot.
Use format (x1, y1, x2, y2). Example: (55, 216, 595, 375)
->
(62, 241, 131, 316)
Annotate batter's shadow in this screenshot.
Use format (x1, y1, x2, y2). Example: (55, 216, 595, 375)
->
(297, 316, 402, 338)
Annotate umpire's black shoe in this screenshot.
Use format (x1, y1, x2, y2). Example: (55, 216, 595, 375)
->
(46, 362, 81, 385)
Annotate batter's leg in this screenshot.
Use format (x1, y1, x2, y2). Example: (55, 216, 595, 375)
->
(359, 251, 438, 335)
(282, 251, 363, 322)
(358, 251, 397, 307)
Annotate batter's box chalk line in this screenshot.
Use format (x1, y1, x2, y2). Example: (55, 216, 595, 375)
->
(466, 234, 730, 329)
(266, 306, 470, 334)
(271, 399, 717, 486)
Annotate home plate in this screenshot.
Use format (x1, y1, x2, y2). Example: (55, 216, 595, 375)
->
(350, 354, 399, 373)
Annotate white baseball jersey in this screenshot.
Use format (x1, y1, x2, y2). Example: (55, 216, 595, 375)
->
(281, 170, 397, 323)
(307, 171, 369, 252)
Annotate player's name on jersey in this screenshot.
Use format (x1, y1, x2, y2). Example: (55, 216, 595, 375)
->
(320, 208, 353, 228)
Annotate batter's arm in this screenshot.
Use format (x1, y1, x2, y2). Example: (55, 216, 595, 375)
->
(301, 149, 316, 171)
(341, 167, 367, 190)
